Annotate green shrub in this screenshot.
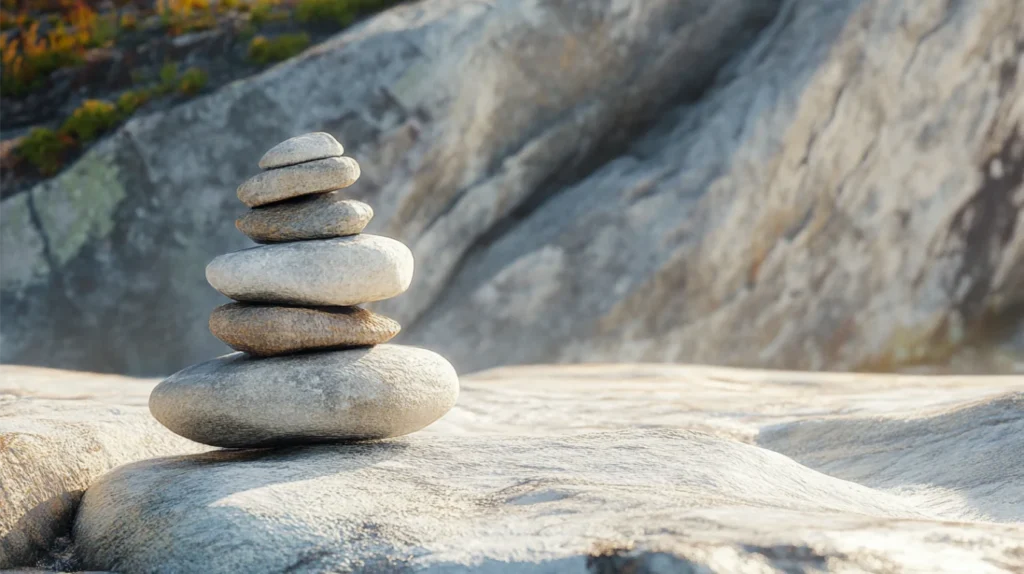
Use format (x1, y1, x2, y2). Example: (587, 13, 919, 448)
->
(295, 0, 358, 26)
(87, 14, 119, 48)
(238, 23, 256, 40)
(0, 9, 18, 31)
(17, 97, 125, 176)
(354, 0, 405, 12)
(27, 47, 81, 73)
(248, 33, 309, 65)
(119, 12, 138, 31)
(158, 61, 179, 93)
(295, 0, 401, 27)
(178, 66, 207, 95)
(249, 0, 286, 26)
(61, 99, 119, 143)
(1, 40, 83, 97)
(17, 127, 69, 176)
(116, 89, 149, 115)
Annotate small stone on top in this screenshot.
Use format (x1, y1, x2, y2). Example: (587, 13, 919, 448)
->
(259, 132, 344, 170)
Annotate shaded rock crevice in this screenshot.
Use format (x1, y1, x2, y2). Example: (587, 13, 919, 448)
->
(24, 190, 57, 277)
(396, 0, 786, 337)
(899, 0, 960, 81)
(947, 124, 1023, 323)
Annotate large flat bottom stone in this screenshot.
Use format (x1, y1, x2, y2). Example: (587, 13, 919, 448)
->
(148, 344, 458, 448)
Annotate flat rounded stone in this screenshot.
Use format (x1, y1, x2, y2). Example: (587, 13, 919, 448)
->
(237, 156, 360, 207)
(209, 303, 400, 356)
(148, 344, 459, 448)
(259, 132, 343, 170)
(206, 234, 413, 306)
(235, 194, 373, 244)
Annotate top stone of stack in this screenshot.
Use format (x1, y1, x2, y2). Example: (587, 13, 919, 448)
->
(239, 133, 360, 207)
(259, 132, 344, 169)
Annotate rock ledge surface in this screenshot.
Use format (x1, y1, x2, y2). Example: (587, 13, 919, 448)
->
(65, 364, 1024, 573)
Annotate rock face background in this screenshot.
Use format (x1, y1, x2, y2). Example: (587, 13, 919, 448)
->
(2, 0, 1023, 376)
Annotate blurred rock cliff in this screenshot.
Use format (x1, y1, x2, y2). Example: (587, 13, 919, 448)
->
(1, 0, 1022, 376)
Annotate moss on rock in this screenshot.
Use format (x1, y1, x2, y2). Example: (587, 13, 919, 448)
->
(31, 146, 126, 267)
(0, 193, 51, 290)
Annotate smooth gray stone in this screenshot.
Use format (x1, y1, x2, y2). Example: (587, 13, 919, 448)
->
(237, 156, 360, 207)
(208, 303, 400, 356)
(235, 194, 373, 244)
(205, 234, 413, 306)
(258, 132, 344, 170)
(148, 344, 459, 448)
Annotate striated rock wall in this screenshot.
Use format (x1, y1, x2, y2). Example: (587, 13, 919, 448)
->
(0, 0, 779, 375)
(403, 0, 1024, 373)
(1, 0, 1021, 376)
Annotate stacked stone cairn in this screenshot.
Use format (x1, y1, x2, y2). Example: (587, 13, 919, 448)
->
(148, 133, 459, 449)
